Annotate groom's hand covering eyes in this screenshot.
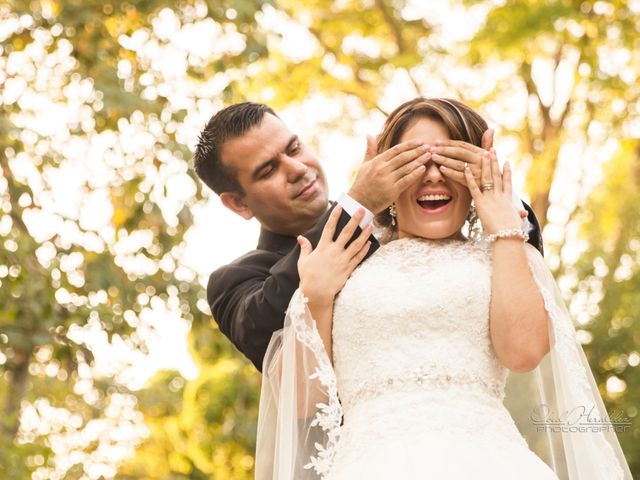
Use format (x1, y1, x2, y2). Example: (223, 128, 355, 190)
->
(348, 138, 431, 214)
(427, 128, 494, 188)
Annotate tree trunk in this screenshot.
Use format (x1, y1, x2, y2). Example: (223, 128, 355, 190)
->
(2, 349, 31, 441)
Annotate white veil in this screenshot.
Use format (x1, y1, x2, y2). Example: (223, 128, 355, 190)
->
(255, 288, 342, 479)
(254, 244, 633, 479)
(506, 246, 632, 479)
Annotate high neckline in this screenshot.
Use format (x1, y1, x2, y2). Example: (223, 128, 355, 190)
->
(381, 236, 484, 252)
(393, 236, 470, 245)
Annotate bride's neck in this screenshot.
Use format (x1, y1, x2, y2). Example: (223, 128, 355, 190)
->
(397, 229, 467, 242)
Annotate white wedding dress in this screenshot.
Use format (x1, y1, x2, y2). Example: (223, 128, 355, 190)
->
(327, 237, 555, 479)
(255, 237, 632, 480)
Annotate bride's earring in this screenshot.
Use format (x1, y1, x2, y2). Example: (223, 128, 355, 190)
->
(389, 203, 397, 227)
(467, 204, 479, 238)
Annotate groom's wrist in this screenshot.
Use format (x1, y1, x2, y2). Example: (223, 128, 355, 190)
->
(337, 193, 374, 229)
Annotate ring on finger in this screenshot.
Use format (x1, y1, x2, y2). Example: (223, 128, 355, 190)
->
(481, 182, 494, 192)
(463, 162, 469, 170)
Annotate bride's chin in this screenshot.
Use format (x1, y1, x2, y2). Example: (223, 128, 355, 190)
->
(396, 211, 467, 239)
(414, 222, 464, 240)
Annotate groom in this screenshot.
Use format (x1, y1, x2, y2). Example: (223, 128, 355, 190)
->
(193, 101, 544, 372)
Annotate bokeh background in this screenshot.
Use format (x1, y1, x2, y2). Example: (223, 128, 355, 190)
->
(1, 0, 639, 478)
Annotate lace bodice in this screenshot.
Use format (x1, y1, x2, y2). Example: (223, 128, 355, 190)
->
(257, 236, 630, 480)
(332, 237, 508, 415)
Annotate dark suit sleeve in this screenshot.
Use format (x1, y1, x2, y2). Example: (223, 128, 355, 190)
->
(208, 204, 379, 371)
(521, 201, 544, 256)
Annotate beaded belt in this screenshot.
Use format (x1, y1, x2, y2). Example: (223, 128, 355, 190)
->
(343, 366, 504, 408)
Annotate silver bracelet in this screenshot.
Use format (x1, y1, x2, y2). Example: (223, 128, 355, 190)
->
(484, 228, 529, 243)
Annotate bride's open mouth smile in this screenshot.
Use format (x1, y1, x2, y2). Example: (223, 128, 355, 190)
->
(416, 191, 453, 215)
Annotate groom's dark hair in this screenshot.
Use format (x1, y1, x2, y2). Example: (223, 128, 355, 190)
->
(193, 102, 277, 195)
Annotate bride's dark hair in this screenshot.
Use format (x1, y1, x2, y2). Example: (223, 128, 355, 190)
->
(375, 97, 488, 230)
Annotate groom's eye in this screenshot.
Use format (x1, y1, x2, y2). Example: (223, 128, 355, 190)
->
(260, 166, 275, 178)
(288, 141, 301, 155)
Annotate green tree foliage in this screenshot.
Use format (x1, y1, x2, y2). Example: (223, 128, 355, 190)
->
(570, 140, 640, 472)
(119, 361, 260, 479)
(238, 0, 432, 110)
(0, 1, 267, 478)
(466, 0, 640, 227)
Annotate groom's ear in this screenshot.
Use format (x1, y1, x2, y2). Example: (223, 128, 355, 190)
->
(220, 192, 254, 220)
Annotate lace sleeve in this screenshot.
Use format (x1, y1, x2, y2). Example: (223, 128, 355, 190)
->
(255, 289, 343, 479)
(504, 245, 633, 479)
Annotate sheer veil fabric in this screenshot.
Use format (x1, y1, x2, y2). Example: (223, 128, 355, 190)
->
(254, 241, 632, 479)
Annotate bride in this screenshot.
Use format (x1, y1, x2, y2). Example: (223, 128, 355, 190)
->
(254, 98, 632, 479)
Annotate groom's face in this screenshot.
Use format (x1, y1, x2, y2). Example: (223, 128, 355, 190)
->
(219, 113, 329, 236)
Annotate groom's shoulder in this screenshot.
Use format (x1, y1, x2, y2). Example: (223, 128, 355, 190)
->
(208, 247, 281, 294)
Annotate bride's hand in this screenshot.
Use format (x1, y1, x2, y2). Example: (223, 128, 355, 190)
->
(297, 206, 372, 305)
(464, 149, 522, 235)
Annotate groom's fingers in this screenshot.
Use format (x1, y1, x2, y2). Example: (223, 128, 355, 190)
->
(385, 144, 429, 171)
(434, 139, 485, 155)
(379, 140, 425, 165)
(481, 128, 495, 150)
(363, 134, 378, 162)
(437, 166, 469, 186)
(392, 152, 431, 182)
(438, 162, 482, 188)
(432, 155, 480, 178)
(430, 145, 478, 164)
(394, 163, 427, 191)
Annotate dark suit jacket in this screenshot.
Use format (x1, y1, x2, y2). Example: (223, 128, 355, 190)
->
(207, 202, 543, 372)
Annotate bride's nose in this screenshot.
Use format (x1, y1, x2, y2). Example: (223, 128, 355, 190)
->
(422, 160, 445, 183)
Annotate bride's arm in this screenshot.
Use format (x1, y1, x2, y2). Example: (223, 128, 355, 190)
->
(490, 240, 550, 373)
(464, 151, 550, 373)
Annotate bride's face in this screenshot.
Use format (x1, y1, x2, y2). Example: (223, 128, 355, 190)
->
(394, 117, 472, 240)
